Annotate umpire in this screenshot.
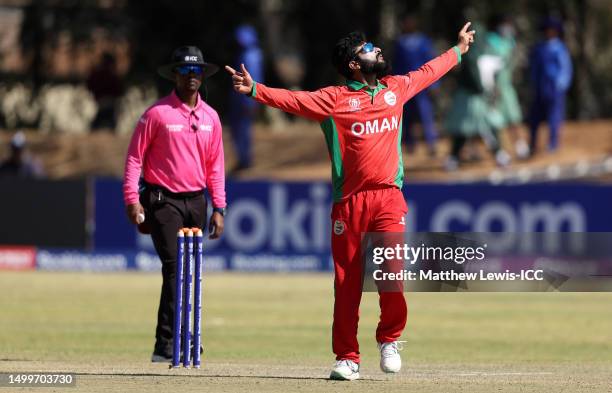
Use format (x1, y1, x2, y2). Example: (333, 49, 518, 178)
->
(123, 46, 227, 362)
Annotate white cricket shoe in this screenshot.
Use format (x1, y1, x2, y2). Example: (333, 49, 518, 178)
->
(378, 341, 404, 373)
(329, 359, 360, 381)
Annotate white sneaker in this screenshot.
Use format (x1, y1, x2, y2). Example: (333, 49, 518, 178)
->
(515, 140, 530, 159)
(495, 150, 512, 168)
(378, 341, 404, 373)
(329, 359, 360, 381)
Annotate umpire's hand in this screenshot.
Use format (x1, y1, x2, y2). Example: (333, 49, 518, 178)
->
(126, 203, 145, 225)
(209, 212, 224, 239)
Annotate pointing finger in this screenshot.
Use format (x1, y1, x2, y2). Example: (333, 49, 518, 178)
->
(224, 65, 237, 75)
(460, 21, 472, 34)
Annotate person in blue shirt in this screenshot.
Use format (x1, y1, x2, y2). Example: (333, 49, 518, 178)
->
(229, 24, 264, 173)
(528, 16, 573, 154)
(393, 14, 438, 156)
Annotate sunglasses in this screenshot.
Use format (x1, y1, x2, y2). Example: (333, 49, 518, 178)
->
(355, 42, 375, 56)
(175, 65, 204, 75)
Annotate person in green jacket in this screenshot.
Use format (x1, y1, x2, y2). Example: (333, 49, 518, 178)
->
(486, 14, 529, 159)
(444, 22, 510, 171)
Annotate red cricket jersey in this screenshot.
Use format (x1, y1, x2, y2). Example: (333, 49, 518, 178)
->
(251, 47, 461, 202)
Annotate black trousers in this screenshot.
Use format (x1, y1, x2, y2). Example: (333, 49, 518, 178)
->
(140, 185, 207, 351)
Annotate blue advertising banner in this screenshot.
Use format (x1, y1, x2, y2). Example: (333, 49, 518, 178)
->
(93, 179, 612, 271)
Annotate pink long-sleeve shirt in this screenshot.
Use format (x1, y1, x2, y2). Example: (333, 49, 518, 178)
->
(123, 91, 226, 207)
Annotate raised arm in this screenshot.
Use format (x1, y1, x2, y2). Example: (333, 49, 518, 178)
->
(398, 22, 476, 100)
(226, 64, 336, 122)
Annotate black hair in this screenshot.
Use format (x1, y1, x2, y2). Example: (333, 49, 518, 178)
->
(332, 31, 366, 79)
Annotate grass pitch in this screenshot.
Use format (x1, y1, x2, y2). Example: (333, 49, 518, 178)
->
(1, 272, 611, 392)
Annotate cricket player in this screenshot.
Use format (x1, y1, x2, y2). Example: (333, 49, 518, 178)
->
(226, 23, 475, 380)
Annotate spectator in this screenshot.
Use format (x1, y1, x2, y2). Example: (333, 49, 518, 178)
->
(87, 52, 124, 131)
(0, 131, 45, 178)
(486, 14, 529, 159)
(444, 22, 509, 171)
(393, 14, 439, 156)
(527, 16, 573, 154)
(228, 25, 263, 173)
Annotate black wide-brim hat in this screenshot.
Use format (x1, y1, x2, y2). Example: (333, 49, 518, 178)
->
(157, 46, 219, 80)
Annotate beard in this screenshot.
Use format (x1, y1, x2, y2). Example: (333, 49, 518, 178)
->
(358, 56, 389, 77)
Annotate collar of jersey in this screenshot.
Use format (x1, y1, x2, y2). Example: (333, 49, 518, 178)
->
(346, 79, 387, 98)
(170, 90, 204, 119)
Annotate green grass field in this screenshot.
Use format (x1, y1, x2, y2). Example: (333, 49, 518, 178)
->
(1, 272, 611, 392)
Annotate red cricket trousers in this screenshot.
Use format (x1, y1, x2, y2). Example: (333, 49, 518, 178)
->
(330, 186, 408, 363)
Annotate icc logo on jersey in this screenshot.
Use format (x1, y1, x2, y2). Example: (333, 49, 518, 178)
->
(348, 98, 360, 111)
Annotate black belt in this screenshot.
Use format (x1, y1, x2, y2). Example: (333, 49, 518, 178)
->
(143, 180, 203, 199)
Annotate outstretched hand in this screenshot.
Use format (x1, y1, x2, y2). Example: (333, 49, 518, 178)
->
(225, 63, 254, 95)
(457, 22, 476, 55)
